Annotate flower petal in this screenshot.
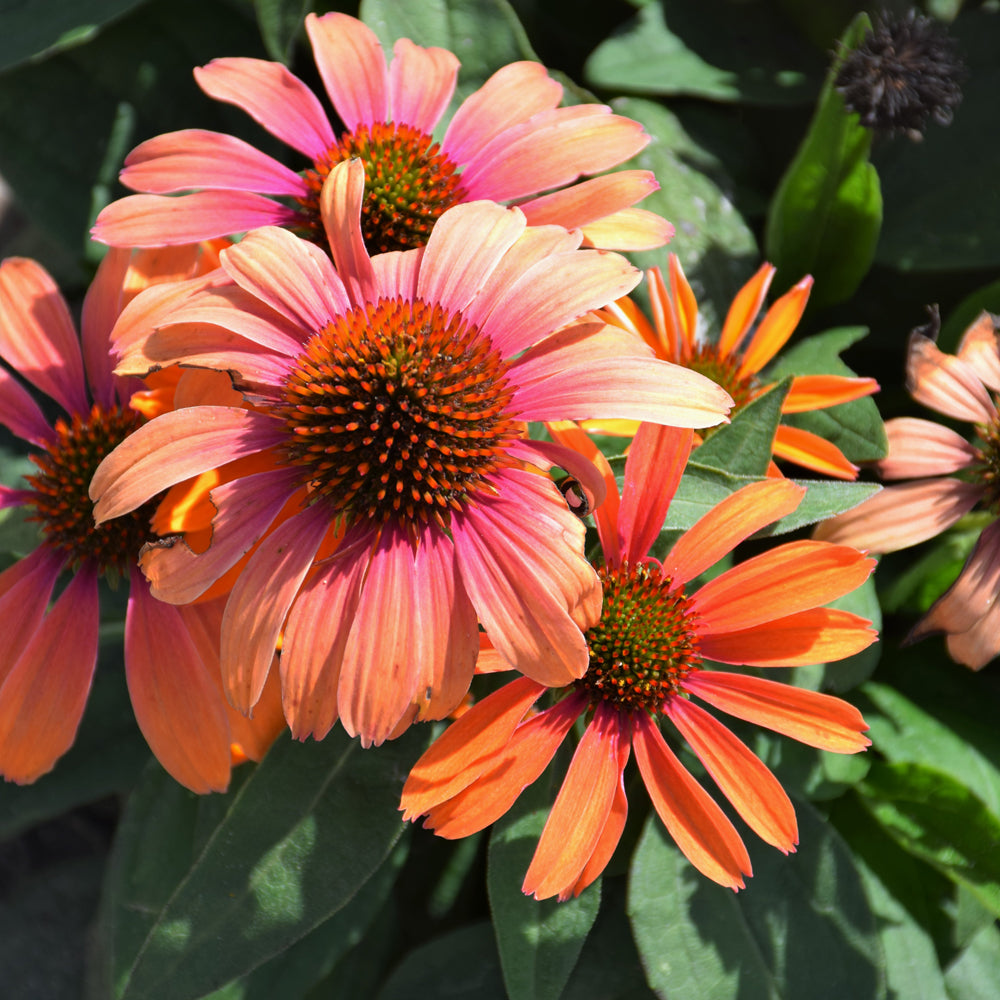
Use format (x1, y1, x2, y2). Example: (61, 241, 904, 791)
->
(0, 365, 53, 446)
(579, 207, 674, 252)
(506, 436, 607, 518)
(683, 671, 870, 753)
(738, 276, 812, 378)
(906, 333, 996, 425)
(771, 425, 859, 480)
(717, 263, 774, 358)
(943, 596, 1000, 670)
(389, 37, 458, 132)
(320, 160, 377, 305)
(956, 312, 1000, 392)
(632, 712, 751, 890)
(876, 417, 977, 480)
(0, 547, 64, 687)
(781, 374, 879, 413)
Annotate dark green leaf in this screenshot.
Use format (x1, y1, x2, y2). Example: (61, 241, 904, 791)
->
(857, 762, 1000, 918)
(762, 479, 882, 536)
(627, 798, 884, 999)
(488, 789, 601, 1000)
(765, 14, 882, 308)
(96, 727, 429, 1000)
(945, 922, 1000, 1000)
(584, 0, 822, 105)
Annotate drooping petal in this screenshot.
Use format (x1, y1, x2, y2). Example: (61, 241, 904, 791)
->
(221, 504, 330, 714)
(956, 312, 1000, 392)
(876, 417, 977, 479)
(452, 469, 599, 687)
(698, 607, 876, 666)
(813, 479, 982, 553)
(194, 57, 335, 159)
(781, 374, 879, 413)
(92, 192, 296, 247)
(120, 129, 309, 195)
(305, 12, 389, 132)
(717, 262, 775, 358)
(506, 436, 607, 517)
(906, 333, 996, 425)
(523, 704, 625, 900)
(442, 61, 562, 166)
(90, 407, 286, 523)
(125, 569, 232, 793)
(771, 425, 859, 480)
(618, 423, 692, 566)
(0, 547, 65, 687)
(320, 160, 377, 305)
(737, 276, 812, 378)
(0, 365, 54, 446)
(631, 712, 751, 890)
(683, 671, 870, 753)
(0, 257, 87, 415)
(389, 37, 458, 132)
(423, 693, 586, 839)
(691, 540, 874, 634)
(663, 479, 805, 585)
(0, 567, 99, 784)
(400, 676, 546, 820)
(665, 697, 797, 852)
(943, 596, 1000, 670)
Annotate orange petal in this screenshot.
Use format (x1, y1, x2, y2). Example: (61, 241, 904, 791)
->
(738, 276, 812, 378)
(646, 266, 681, 360)
(781, 375, 879, 413)
(684, 671, 870, 753)
(667, 254, 698, 348)
(772, 424, 859, 480)
(663, 479, 804, 585)
(665, 698, 797, 852)
(632, 712, 751, 890)
(717, 262, 775, 359)
(523, 704, 626, 900)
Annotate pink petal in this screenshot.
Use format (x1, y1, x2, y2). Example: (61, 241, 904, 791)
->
(371, 246, 423, 300)
(665, 697, 798, 852)
(389, 37, 458, 132)
(906, 333, 996, 425)
(618, 423, 692, 566)
(579, 208, 675, 252)
(0, 567, 99, 784)
(221, 226, 350, 332)
(443, 61, 563, 165)
(632, 712, 751, 890)
(92, 191, 296, 248)
(0, 257, 87, 414)
(814, 479, 982, 553)
(518, 170, 660, 229)
(876, 417, 977, 480)
(80, 246, 133, 409)
(511, 355, 732, 429)
(523, 704, 625, 900)
(416, 202, 526, 317)
(0, 547, 64, 687)
(305, 12, 388, 132)
(281, 525, 374, 740)
(956, 312, 1000, 392)
(222, 504, 330, 714)
(944, 596, 1000, 670)
(320, 160, 377, 305)
(452, 468, 600, 687)
(121, 129, 309, 195)
(461, 106, 649, 202)
(125, 569, 232, 793)
(140, 465, 303, 604)
(194, 57, 335, 159)
(663, 479, 806, 585)
(0, 365, 54, 445)
(506, 436, 608, 516)
(90, 407, 286, 523)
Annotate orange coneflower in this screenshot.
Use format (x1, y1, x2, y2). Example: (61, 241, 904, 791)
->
(401, 421, 875, 900)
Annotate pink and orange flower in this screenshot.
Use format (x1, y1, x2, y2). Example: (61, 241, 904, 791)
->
(401, 421, 875, 900)
(88, 160, 732, 749)
(591, 254, 879, 479)
(816, 311, 1000, 669)
(92, 12, 670, 255)
(0, 247, 284, 791)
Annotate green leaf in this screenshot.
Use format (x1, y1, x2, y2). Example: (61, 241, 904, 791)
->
(0, 0, 151, 72)
(95, 727, 429, 1000)
(879, 527, 977, 615)
(627, 798, 885, 999)
(857, 762, 1000, 919)
(766, 326, 888, 464)
(606, 96, 759, 327)
(764, 479, 882, 536)
(252, 0, 310, 64)
(945, 922, 1000, 1000)
(375, 922, 508, 1000)
(488, 790, 601, 1000)
(584, 0, 822, 105)
(765, 14, 882, 308)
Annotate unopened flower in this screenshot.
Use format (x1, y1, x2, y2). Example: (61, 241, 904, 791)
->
(93, 12, 671, 253)
(401, 421, 874, 900)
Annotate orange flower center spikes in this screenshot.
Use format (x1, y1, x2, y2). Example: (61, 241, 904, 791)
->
(576, 563, 701, 713)
(26, 404, 158, 576)
(276, 296, 518, 530)
(300, 122, 466, 254)
(685, 345, 757, 411)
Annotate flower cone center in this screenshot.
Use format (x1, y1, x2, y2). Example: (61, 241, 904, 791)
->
(685, 345, 757, 411)
(276, 296, 517, 530)
(300, 122, 466, 255)
(27, 404, 159, 576)
(576, 562, 702, 713)
(972, 414, 1000, 510)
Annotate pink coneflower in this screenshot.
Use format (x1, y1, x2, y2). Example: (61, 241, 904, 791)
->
(89, 160, 732, 748)
(400, 421, 875, 900)
(92, 12, 671, 255)
(0, 247, 284, 791)
(816, 311, 1000, 669)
